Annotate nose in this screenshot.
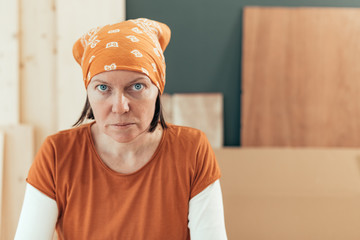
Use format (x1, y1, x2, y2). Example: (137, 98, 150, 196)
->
(112, 93, 130, 114)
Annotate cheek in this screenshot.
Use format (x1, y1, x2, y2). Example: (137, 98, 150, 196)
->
(138, 99, 155, 114)
(87, 93, 108, 120)
(136, 87, 158, 117)
(137, 97, 157, 119)
(88, 90, 104, 103)
(88, 100, 102, 120)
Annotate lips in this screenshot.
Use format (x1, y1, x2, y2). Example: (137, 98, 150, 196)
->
(109, 122, 135, 128)
(113, 123, 133, 126)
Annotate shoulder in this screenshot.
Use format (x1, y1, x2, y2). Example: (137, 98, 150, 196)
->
(163, 125, 221, 198)
(165, 124, 204, 137)
(33, 122, 94, 175)
(163, 124, 210, 151)
(165, 124, 206, 141)
(43, 122, 93, 153)
(47, 122, 91, 143)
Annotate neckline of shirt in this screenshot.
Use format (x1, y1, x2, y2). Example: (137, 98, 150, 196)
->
(85, 121, 167, 177)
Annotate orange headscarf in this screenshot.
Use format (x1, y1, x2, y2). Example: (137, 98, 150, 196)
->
(72, 18, 171, 94)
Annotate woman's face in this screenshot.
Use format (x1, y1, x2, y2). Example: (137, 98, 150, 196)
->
(87, 70, 159, 143)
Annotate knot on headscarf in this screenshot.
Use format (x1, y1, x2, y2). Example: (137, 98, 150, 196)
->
(72, 18, 171, 94)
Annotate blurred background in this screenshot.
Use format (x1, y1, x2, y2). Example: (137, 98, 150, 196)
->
(2, 0, 360, 239)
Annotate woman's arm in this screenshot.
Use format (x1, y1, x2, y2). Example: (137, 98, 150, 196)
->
(188, 180, 228, 240)
(14, 183, 58, 240)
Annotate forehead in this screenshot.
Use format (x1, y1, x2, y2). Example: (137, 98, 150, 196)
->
(90, 70, 152, 85)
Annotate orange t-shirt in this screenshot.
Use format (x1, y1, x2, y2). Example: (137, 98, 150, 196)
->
(27, 123, 221, 240)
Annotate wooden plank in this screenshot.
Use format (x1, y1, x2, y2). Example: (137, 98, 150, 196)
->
(56, 0, 126, 130)
(160, 93, 173, 123)
(241, 7, 360, 147)
(172, 93, 223, 148)
(19, 0, 57, 151)
(214, 148, 360, 240)
(0, 132, 4, 236)
(0, 0, 19, 125)
(0, 125, 34, 240)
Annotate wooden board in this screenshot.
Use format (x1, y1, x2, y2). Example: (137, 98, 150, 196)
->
(214, 147, 360, 240)
(0, 132, 4, 236)
(0, 125, 34, 240)
(0, 0, 19, 125)
(19, 0, 57, 151)
(56, 0, 125, 130)
(241, 7, 360, 147)
(172, 93, 223, 148)
(160, 93, 173, 123)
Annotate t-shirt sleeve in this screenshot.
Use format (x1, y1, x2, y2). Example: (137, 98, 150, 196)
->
(190, 132, 221, 199)
(26, 136, 56, 200)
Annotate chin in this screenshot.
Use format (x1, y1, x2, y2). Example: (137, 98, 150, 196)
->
(106, 129, 147, 143)
(112, 136, 136, 143)
(102, 123, 150, 143)
(106, 132, 136, 143)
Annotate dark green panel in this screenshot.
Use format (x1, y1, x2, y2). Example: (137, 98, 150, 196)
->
(127, 0, 360, 146)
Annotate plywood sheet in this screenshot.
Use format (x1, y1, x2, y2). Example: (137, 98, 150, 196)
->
(160, 93, 173, 123)
(214, 147, 360, 240)
(0, 132, 4, 236)
(19, 0, 57, 151)
(0, 125, 34, 240)
(241, 7, 360, 147)
(172, 93, 223, 148)
(0, 0, 19, 125)
(56, 0, 125, 130)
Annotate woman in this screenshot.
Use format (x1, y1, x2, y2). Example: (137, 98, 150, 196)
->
(15, 18, 227, 240)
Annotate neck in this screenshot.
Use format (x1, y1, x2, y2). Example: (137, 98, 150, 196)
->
(91, 122, 163, 162)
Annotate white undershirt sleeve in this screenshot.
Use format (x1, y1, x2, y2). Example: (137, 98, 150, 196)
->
(16, 181, 227, 239)
(14, 183, 58, 240)
(188, 180, 228, 240)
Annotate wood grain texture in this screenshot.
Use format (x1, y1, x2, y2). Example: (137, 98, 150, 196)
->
(0, 125, 33, 240)
(56, 0, 125, 130)
(0, 132, 4, 236)
(172, 93, 223, 148)
(242, 7, 360, 146)
(19, 0, 57, 151)
(0, 0, 19, 125)
(214, 147, 360, 240)
(160, 93, 173, 123)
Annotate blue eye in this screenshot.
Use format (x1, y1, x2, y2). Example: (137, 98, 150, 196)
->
(133, 83, 143, 91)
(97, 84, 108, 92)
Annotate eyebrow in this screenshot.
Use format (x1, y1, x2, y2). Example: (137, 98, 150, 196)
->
(91, 77, 150, 85)
(127, 77, 150, 84)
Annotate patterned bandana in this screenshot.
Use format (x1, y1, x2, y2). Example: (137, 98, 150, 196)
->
(72, 18, 171, 94)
